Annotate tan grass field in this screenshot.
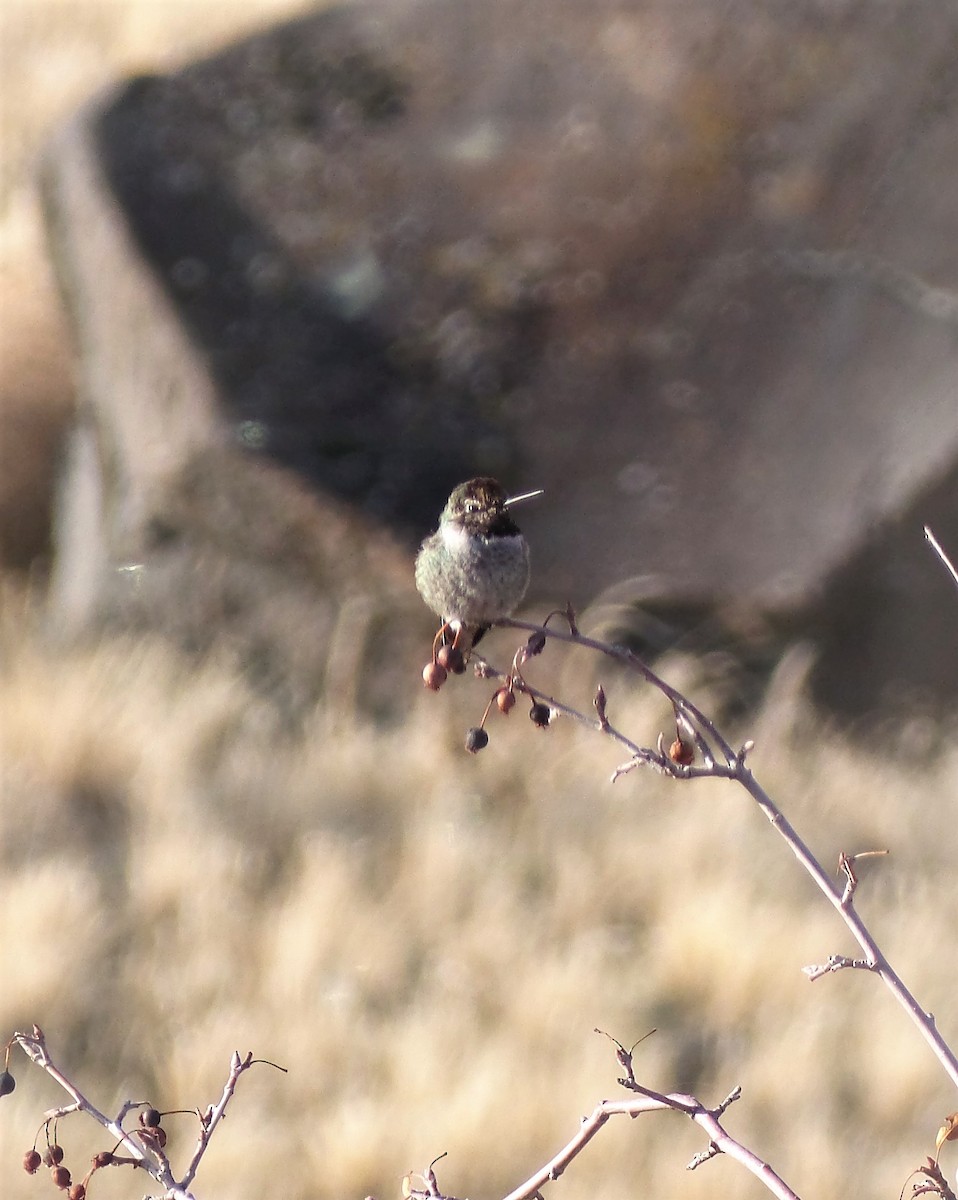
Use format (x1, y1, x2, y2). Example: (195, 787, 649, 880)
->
(2, 3, 958, 1199)
(1, 584, 956, 1199)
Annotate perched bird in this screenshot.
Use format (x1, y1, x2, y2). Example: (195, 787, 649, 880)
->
(415, 477, 541, 650)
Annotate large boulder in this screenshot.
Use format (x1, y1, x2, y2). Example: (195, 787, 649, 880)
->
(42, 0, 958, 718)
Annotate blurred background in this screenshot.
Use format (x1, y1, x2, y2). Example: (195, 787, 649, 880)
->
(2, 1, 958, 1198)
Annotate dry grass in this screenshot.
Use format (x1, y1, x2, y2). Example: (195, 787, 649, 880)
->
(1, 580, 956, 1200)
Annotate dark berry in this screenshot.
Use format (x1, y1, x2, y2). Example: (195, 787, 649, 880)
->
(141, 1107, 161, 1128)
(526, 631, 546, 656)
(465, 727, 489, 753)
(436, 644, 465, 674)
(529, 702, 552, 728)
(0, 1069, 15, 1096)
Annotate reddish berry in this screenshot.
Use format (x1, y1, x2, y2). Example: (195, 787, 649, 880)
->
(23, 1149, 42, 1174)
(422, 661, 447, 690)
(92, 1151, 115, 1168)
(45, 1146, 65, 1166)
(668, 737, 694, 766)
(51, 1164, 71, 1189)
(69, 1185, 86, 1200)
(436, 643, 465, 674)
(495, 687, 516, 714)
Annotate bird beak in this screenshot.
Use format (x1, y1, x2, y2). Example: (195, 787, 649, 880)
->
(504, 488, 544, 508)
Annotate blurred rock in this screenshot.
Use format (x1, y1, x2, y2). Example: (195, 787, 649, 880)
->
(40, 0, 958, 720)
(0, 262, 73, 572)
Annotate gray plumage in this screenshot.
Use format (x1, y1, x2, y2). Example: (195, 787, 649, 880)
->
(415, 477, 533, 629)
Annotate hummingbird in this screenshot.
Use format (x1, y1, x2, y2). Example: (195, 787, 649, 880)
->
(415, 477, 542, 650)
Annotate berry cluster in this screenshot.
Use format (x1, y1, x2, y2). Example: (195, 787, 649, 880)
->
(21, 1140, 84, 1197)
(421, 625, 556, 753)
(17, 1106, 172, 1197)
(4, 1032, 283, 1197)
(10, 1089, 171, 1199)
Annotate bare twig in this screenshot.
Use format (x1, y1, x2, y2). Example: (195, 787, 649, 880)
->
(925, 526, 958, 594)
(496, 1089, 800, 1200)
(8, 1027, 275, 1199)
(404, 1080, 800, 1200)
(12, 1026, 172, 1185)
(489, 618, 958, 1093)
(179, 1052, 272, 1190)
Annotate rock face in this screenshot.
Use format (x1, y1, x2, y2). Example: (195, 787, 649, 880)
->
(42, 0, 958, 719)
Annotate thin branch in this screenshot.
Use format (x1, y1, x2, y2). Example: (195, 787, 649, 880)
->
(925, 526, 958, 593)
(496, 1090, 800, 1200)
(12, 1027, 173, 1187)
(8, 1028, 271, 1199)
(179, 1051, 256, 1190)
(489, 618, 958, 1093)
(496, 618, 738, 765)
(732, 765, 958, 1090)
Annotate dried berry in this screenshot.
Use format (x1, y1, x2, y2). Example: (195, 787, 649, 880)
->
(526, 631, 546, 656)
(422, 661, 447, 690)
(436, 643, 465, 674)
(92, 1151, 115, 1168)
(495, 687, 516, 714)
(529, 702, 552, 728)
(69, 1185, 87, 1200)
(45, 1146, 65, 1166)
(51, 1164, 72, 1189)
(0, 1069, 15, 1096)
(23, 1149, 42, 1174)
(465, 727, 489, 753)
(668, 737, 694, 766)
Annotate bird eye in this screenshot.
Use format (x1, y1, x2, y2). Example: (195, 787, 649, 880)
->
(465, 500, 481, 513)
